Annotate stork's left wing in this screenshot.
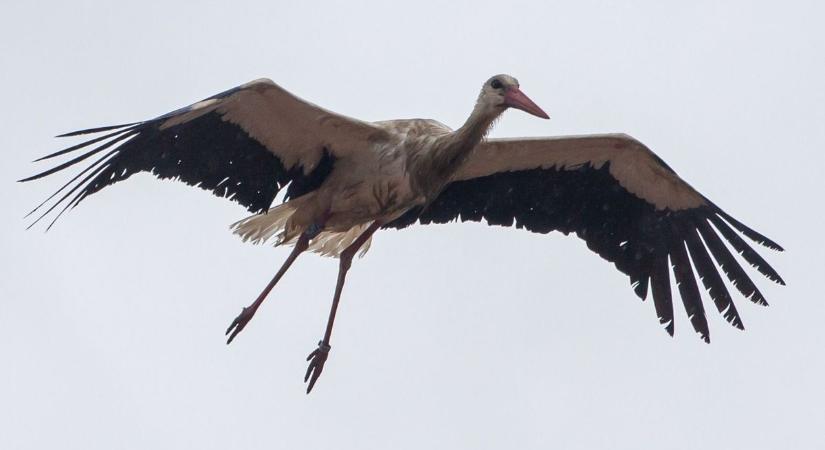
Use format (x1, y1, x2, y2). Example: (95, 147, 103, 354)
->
(21, 78, 390, 228)
(385, 134, 784, 342)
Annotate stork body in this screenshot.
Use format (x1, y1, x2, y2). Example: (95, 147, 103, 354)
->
(22, 74, 784, 393)
(272, 119, 446, 241)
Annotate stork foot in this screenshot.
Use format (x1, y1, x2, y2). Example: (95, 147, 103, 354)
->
(304, 340, 331, 394)
(225, 306, 257, 344)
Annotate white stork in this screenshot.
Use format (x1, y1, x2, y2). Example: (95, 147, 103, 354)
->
(22, 75, 784, 393)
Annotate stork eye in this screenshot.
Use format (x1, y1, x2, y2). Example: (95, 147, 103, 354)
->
(490, 79, 503, 89)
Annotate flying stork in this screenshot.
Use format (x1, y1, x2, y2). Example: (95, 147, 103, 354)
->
(22, 75, 784, 393)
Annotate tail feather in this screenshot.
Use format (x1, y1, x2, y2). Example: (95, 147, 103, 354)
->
(231, 206, 373, 258)
(306, 223, 373, 258)
(231, 203, 296, 245)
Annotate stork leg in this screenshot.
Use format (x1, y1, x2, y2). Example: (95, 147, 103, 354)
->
(304, 221, 382, 393)
(225, 232, 312, 344)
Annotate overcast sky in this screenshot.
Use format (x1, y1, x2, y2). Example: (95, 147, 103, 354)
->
(3, 1, 824, 449)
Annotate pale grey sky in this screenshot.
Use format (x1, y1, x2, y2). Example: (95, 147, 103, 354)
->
(2, 1, 824, 449)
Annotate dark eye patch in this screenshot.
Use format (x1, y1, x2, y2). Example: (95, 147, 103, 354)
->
(490, 79, 503, 89)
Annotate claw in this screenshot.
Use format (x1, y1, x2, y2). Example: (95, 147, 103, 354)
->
(225, 307, 255, 344)
(304, 341, 331, 394)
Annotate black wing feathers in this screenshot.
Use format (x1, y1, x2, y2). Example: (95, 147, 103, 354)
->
(697, 220, 768, 306)
(55, 122, 141, 138)
(21, 127, 139, 182)
(670, 239, 709, 342)
(22, 111, 335, 228)
(385, 161, 782, 341)
(650, 252, 675, 337)
(708, 215, 785, 284)
(684, 227, 744, 329)
(713, 207, 783, 251)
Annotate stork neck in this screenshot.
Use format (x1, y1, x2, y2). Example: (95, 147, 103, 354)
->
(453, 106, 500, 150)
(411, 104, 502, 199)
(429, 106, 500, 178)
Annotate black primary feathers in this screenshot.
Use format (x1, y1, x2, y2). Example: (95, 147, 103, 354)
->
(386, 162, 784, 342)
(21, 111, 335, 230)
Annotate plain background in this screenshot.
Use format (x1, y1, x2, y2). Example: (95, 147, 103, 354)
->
(2, 1, 823, 449)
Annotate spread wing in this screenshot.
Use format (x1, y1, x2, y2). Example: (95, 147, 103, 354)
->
(386, 134, 784, 341)
(21, 78, 389, 228)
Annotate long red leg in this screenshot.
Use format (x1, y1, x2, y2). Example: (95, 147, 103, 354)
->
(304, 221, 382, 393)
(225, 233, 310, 344)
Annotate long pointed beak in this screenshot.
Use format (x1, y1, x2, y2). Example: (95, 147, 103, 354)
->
(504, 87, 549, 119)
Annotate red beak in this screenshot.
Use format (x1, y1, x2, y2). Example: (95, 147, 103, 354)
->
(504, 87, 549, 119)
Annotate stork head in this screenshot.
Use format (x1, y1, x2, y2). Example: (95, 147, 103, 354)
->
(478, 74, 549, 119)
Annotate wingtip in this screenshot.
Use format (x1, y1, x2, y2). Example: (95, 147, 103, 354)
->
(759, 239, 784, 253)
(711, 208, 785, 252)
(632, 279, 648, 301)
(727, 313, 745, 331)
(55, 122, 140, 138)
(22, 207, 38, 219)
(751, 292, 769, 307)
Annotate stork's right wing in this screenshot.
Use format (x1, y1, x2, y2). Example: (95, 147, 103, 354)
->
(21, 78, 390, 228)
